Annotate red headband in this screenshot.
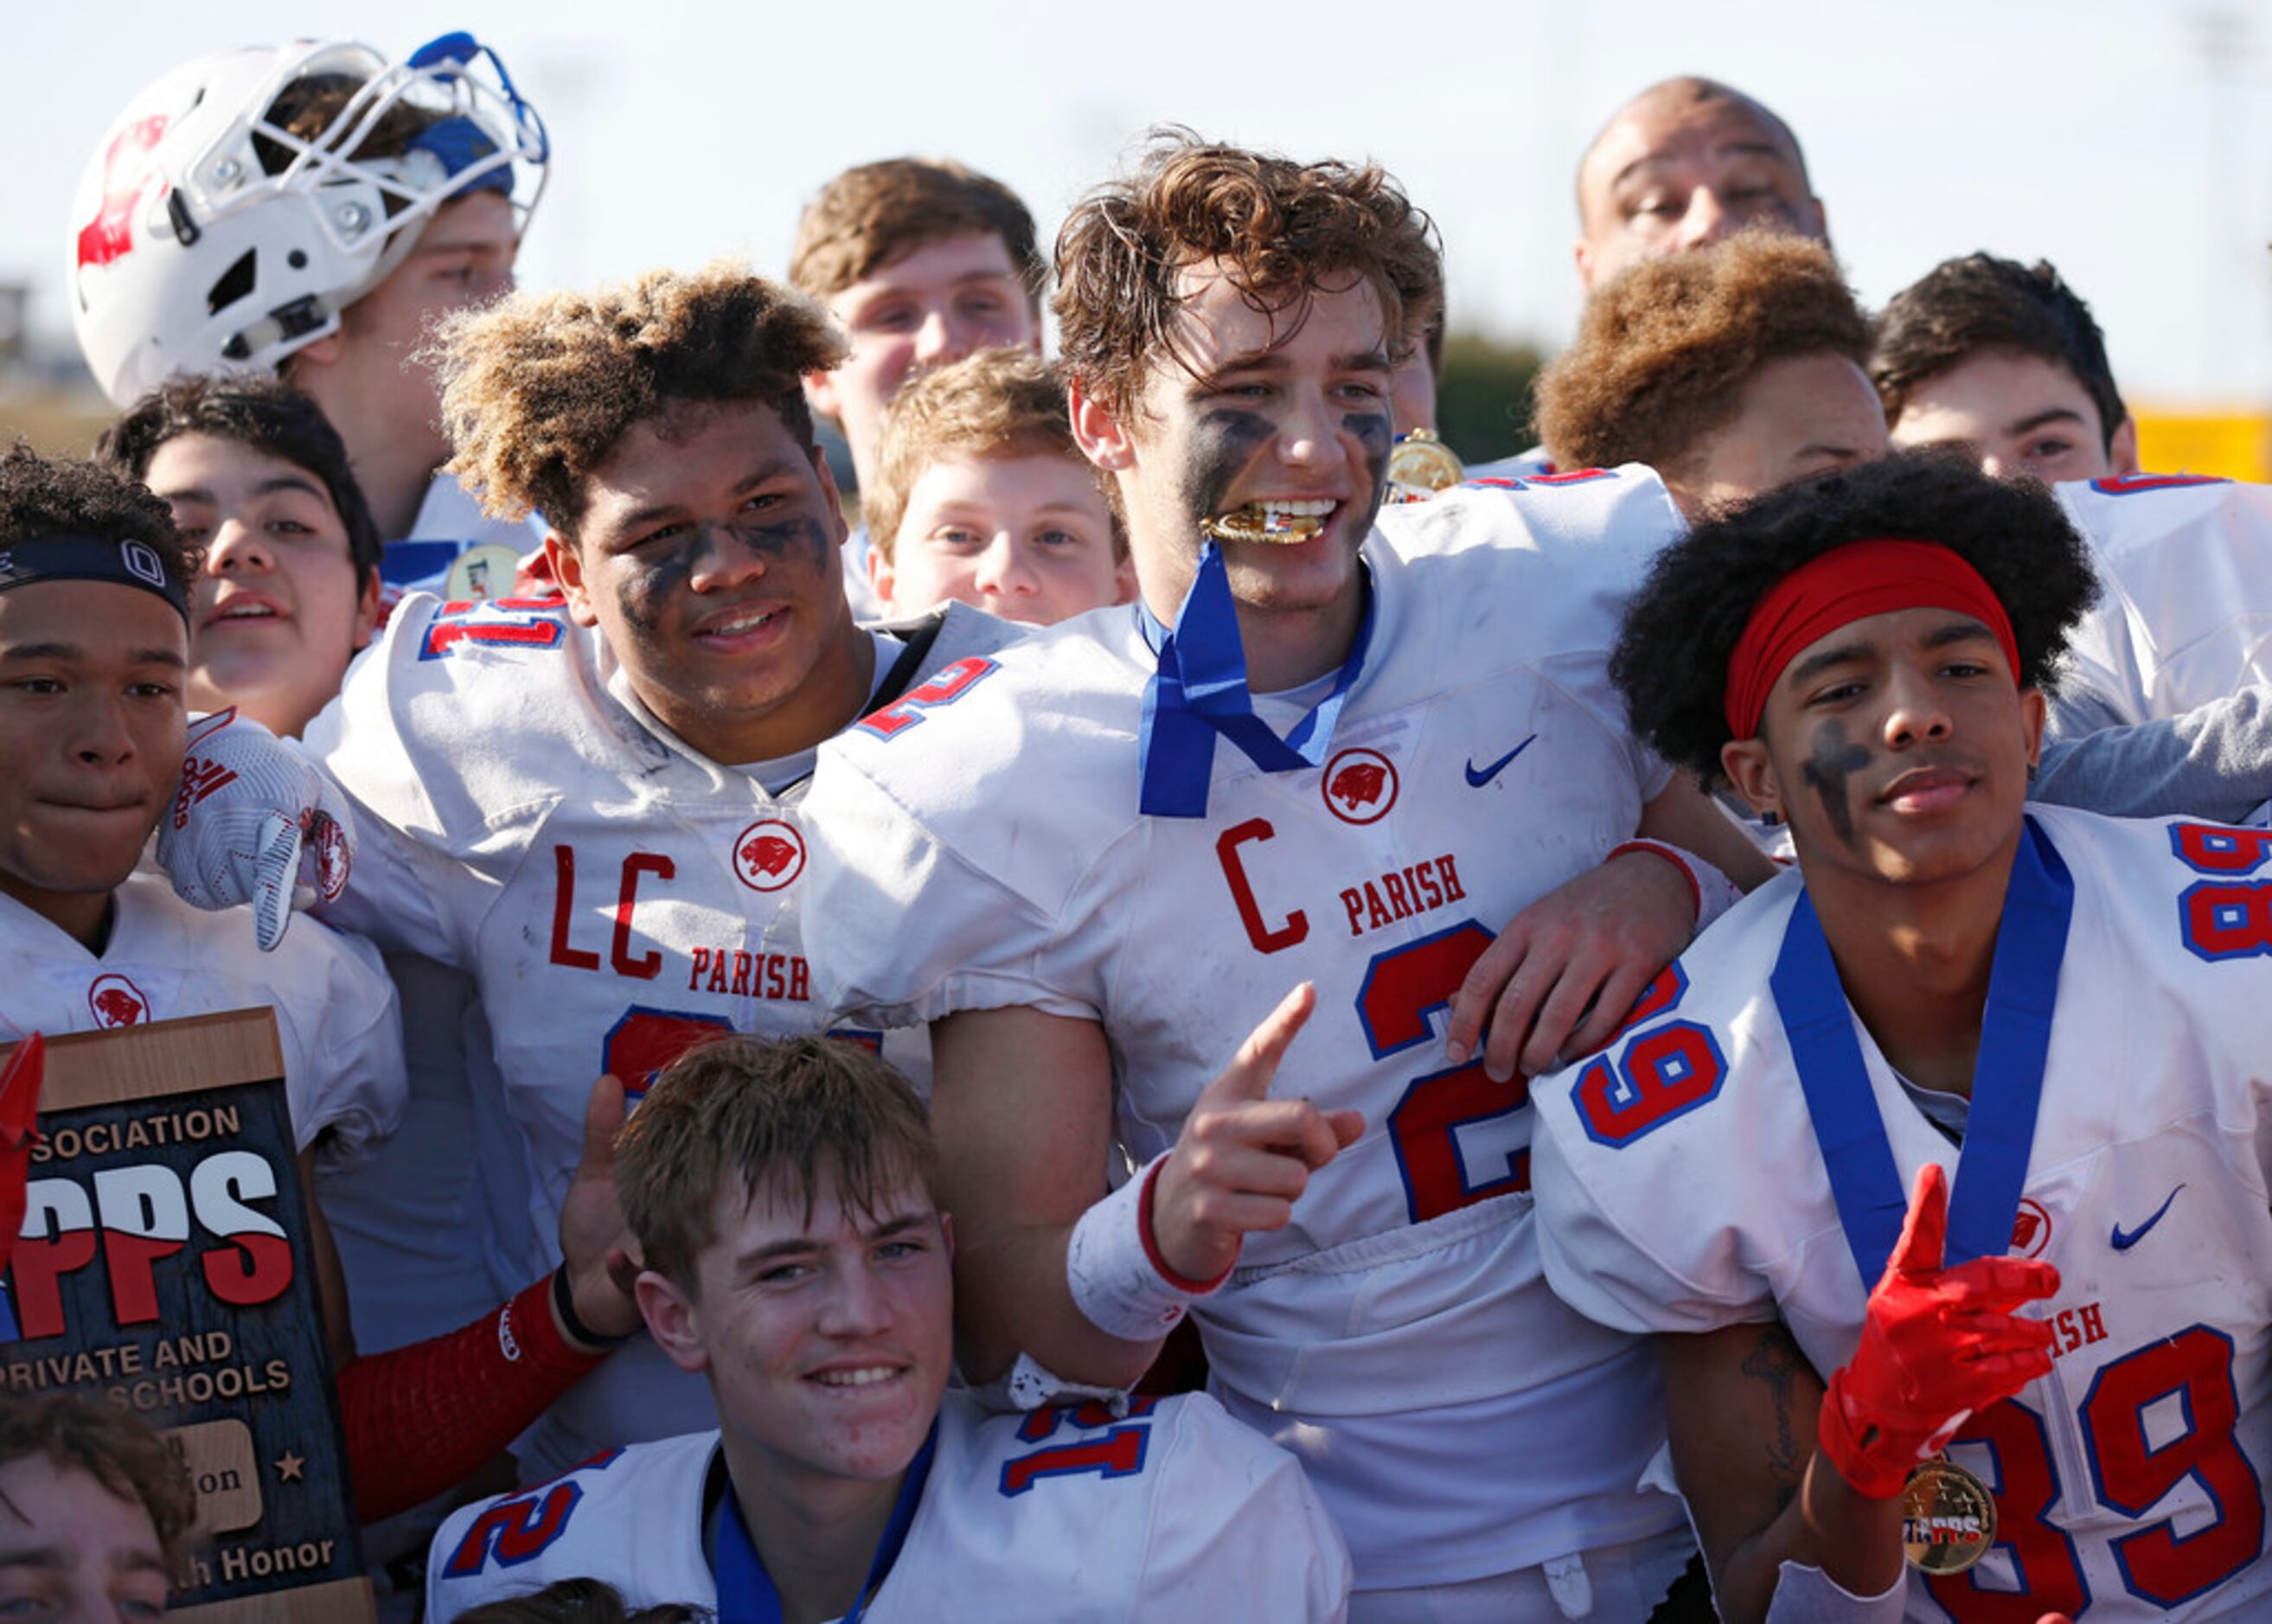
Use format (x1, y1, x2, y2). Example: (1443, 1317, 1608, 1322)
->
(1722, 538, 2020, 738)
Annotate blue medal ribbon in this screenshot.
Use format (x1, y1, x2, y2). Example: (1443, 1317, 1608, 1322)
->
(1770, 816, 2073, 1285)
(714, 1421, 938, 1624)
(1137, 539, 1374, 818)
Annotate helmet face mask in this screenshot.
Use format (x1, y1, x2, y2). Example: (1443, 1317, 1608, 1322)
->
(71, 33, 547, 406)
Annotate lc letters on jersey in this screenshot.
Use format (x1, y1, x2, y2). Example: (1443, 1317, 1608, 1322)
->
(299, 589, 1015, 1477)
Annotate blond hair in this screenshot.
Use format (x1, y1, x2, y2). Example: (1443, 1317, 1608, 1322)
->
(432, 261, 847, 536)
(866, 348, 1121, 562)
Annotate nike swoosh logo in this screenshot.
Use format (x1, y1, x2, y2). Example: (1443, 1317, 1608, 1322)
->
(1466, 734, 1539, 789)
(2110, 1184, 2186, 1251)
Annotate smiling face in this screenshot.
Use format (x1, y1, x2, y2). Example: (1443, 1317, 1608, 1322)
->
(874, 451, 1128, 625)
(144, 433, 378, 738)
(1076, 264, 1393, 674)
(645, 1160, 953, 1496)
(547, 398, 869, 765)
(1890, 348, 2135, 485)
(1674, 351, 1891, 515)
(1722, 604, 2043, 889)
(804, 233, 1040, 487)
(0, 1454, 170, 1623)
(1577, 88, 1825, 291)
(0, 579, 186, 946)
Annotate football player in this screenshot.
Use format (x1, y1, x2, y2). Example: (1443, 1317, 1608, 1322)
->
(793, 134, 1773, 1619)
(70, 33, 547, 581)
(428, 1035, 1351, 1621)
(153, 263, 1017, 1480)
(0, 448, 641, 1527)
(863, 348, 1131, 626)
(1531, 452, 2272, 1620)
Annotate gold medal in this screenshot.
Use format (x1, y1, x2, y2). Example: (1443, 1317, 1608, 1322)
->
(1902, 1457, 1997, 1574)
(1384, 428, 1464, 504)
(1200, 508, 1324, 546)
(444, 542, 525, 603)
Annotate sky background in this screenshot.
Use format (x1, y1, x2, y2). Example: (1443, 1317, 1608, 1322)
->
(10, 0, 2272, 439)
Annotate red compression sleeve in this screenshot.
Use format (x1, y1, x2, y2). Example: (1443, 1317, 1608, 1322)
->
(336, 1274, 607, 1523)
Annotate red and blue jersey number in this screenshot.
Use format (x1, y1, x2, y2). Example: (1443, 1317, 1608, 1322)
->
(2170, 822, 2272, 962)
(441, 1448, 624, 1576)
(1925, 1327, 2263, 1617)
(2088, 473, 2229, 496)
(419, 598, 568, 661)
(858, 656, 998, 740)
(998, 1397, 1160, 1498)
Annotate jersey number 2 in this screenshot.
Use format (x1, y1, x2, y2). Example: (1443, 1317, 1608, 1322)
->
(1356, 922, 1529, 1224)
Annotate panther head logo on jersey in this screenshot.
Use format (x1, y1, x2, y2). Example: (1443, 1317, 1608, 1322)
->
(1322, 748, 1398, 826)
(86, 975, 150, 1029)
(2013, 1198, 2053, 1258)
(732, 819, 807, 892)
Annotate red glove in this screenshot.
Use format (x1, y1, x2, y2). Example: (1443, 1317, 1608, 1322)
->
(0, 1035, 43, 1276)
(1818, 1162, 2059, 1498)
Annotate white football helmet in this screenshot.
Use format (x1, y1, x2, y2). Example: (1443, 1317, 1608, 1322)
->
(69, 32, 547, 406)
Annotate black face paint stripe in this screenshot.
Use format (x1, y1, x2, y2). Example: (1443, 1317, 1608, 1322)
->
(1800, 720, 1873, 847)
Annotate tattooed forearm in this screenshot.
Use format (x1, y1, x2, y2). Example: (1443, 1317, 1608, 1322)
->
(1738, 1322, 1808, 1508)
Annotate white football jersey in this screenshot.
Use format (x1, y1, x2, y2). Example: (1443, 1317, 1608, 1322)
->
(800, 470, 1690, 1588)
(0, 873, 402, 1161)
(2053, 474, 2272, 728)
(1532, 804, 2272, 1621)
(301, 593, 1017, 1475)
(426, 1389, 1349, 1622)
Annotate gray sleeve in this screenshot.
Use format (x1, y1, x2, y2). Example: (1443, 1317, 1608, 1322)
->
(2032, 686, 2272, 823)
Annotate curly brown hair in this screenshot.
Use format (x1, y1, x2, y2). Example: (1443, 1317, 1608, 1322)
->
(1534, 230, 1869, 483)
(789, 157, 1044, 305)
(432, 263, 848, 537)
(0, 1394, 200, 1581)
(1053, 130, 1441, 414)
(866, 348, 1121, 563)
(618, 1035, 938, 1294)
(0, 443, 195, 585)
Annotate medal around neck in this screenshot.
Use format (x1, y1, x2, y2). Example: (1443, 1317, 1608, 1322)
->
(1902, 1456, 1997, 1574)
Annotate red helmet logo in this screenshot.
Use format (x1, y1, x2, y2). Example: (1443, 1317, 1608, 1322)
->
(76, 117, 170, 271)
(1322, 748, 1398, 825)
(87, 974, 150, 1029)
(732, 819, 806, 892)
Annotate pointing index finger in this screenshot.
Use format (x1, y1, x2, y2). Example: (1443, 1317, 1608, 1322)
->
(1211, 982, 1316, 1106)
